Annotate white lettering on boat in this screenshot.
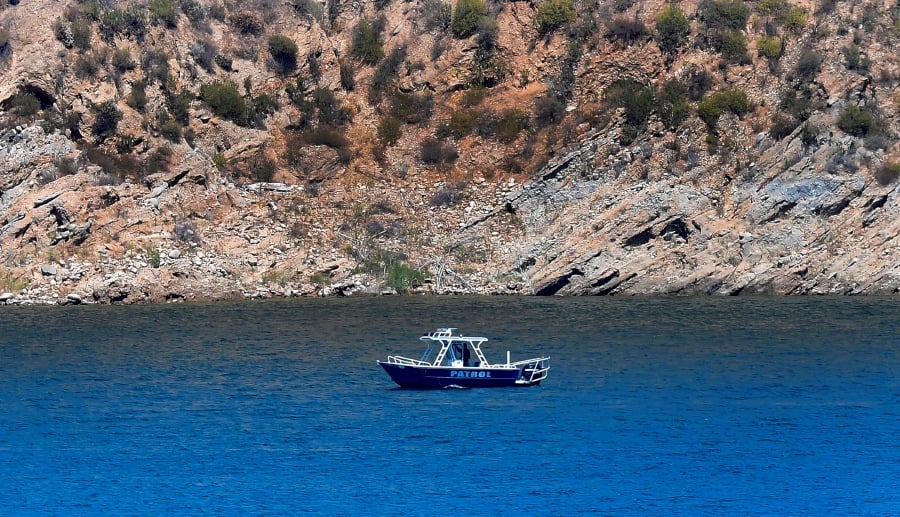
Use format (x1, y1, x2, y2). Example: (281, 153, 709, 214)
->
(450, 370, 491, 378)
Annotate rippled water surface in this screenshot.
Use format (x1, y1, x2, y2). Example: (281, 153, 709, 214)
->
(1, 296, 898, 515)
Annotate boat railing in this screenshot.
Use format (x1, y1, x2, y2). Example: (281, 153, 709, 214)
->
(514, 357, 550, 384)
(384, 355, 432, 366)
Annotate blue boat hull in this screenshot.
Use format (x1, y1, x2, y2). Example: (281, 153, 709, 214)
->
(378, 362, 537, 389)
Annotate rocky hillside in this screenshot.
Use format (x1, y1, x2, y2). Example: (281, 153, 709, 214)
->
(0, 0, 898, 304)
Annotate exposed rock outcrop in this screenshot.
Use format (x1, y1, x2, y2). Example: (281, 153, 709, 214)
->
(0, 0, 897, 303)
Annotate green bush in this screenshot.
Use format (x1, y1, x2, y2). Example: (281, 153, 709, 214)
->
(377, 115, 402, 146)
(606, 16, 648, 44)
(422, 0, 452, 32)
(71, 18, 93, 50)
(112, 47, 136, 72)
(212, 153, 228, 170)
(655, 5, 690, 54)
(656, 80, 690, 129)
(537, 0, 576, 35)
(268, 34, 298, 73)
(720, 29, 750, 64)
(605, 79, 654, 128)
(471, 17, 506, 86)
(92, 100, 123, 142)
(757, 0, 787, 15)
(99, 6, 147, 42)
(420, 137, 458, 166)
(836, 105, 876, 137)
(116, 133, 139, 154)
(842, 44, 869, 72)
(313, 87, 350, 127)
(180, 0, 208, 28)
(386, 262, 427, 293)
(874, 163, 900, 186)
(11, 92, 41, 117)
(351, 19, 384, 65)
(229, 11, 262, 35)
(757, 36, 781, 59)
(780, 6, 806, 30)
(250, 151, 276, 182)
(698, 88, 750, 128)
(98, 9, 126, 41)
(769, 113, 798, 139)
(534, 93, 565, 125)
(700, 0, 749, 31)
(492, 109, 528, 143)
(451, 0, 486, 38)
(390, 92, 434, 125)
(157, 111, 182, 143)
(74, 53, 100, 78)
(339, 60, 355, 91)
(697, 95, 722, 128)
(149, 0, 177, 28)
(794, 47, 821, 82)
(128, 80, 148, 111)
(605, 79, 653, 143)
(199, 81, 247, 125)
(448, 109, 479, 138)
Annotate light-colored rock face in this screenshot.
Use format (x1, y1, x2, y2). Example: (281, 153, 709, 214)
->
(0, 0, 898, 304)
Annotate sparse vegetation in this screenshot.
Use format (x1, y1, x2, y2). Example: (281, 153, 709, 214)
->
(377, 116, 402, 146)
(127, 80, 149, 111)
(250, 151, 276, 182)
(874, 163, 900, 186)
(422, 0, 452, 33)
(339, 60, 355, 91)
(769, 113, 799, 139)
(698, 88, 751, 129)
(229, 11, 263, 35)
(390, 92, 434, 125)
(420, 137, 458, 167)
(91, 100, 123, 142)
(843, 44, 869, 72)
(268, 34, 298, 74)
(836, 105, 877, 137)
(656, 80, 690, 129)
(534, 93, 565, 125)
(655, 5, 690, 54)
(536, 0, 576, 35)
(757, 36, 782, 59)
(351, 19, 384, 65)
(149, 0, 177, 28)
(99, 6, 148, 42)
(10, 92, 41, 117)
(794, 46, 821, 82)
(491, 109, 528, 143)
(451, 0, 486, 38)
(606, 16, 649, 44)
(605, 79, 654, 143)
(448, 109, 479, 138)
(199, 81, 247, 125)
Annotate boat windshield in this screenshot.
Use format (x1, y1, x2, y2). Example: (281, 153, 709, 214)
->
(419, 343, 436, 364)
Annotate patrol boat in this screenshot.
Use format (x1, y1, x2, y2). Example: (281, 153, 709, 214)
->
(378, 328, 550, 389)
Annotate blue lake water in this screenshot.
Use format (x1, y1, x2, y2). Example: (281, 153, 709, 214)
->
(1, 296, 898, 515)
